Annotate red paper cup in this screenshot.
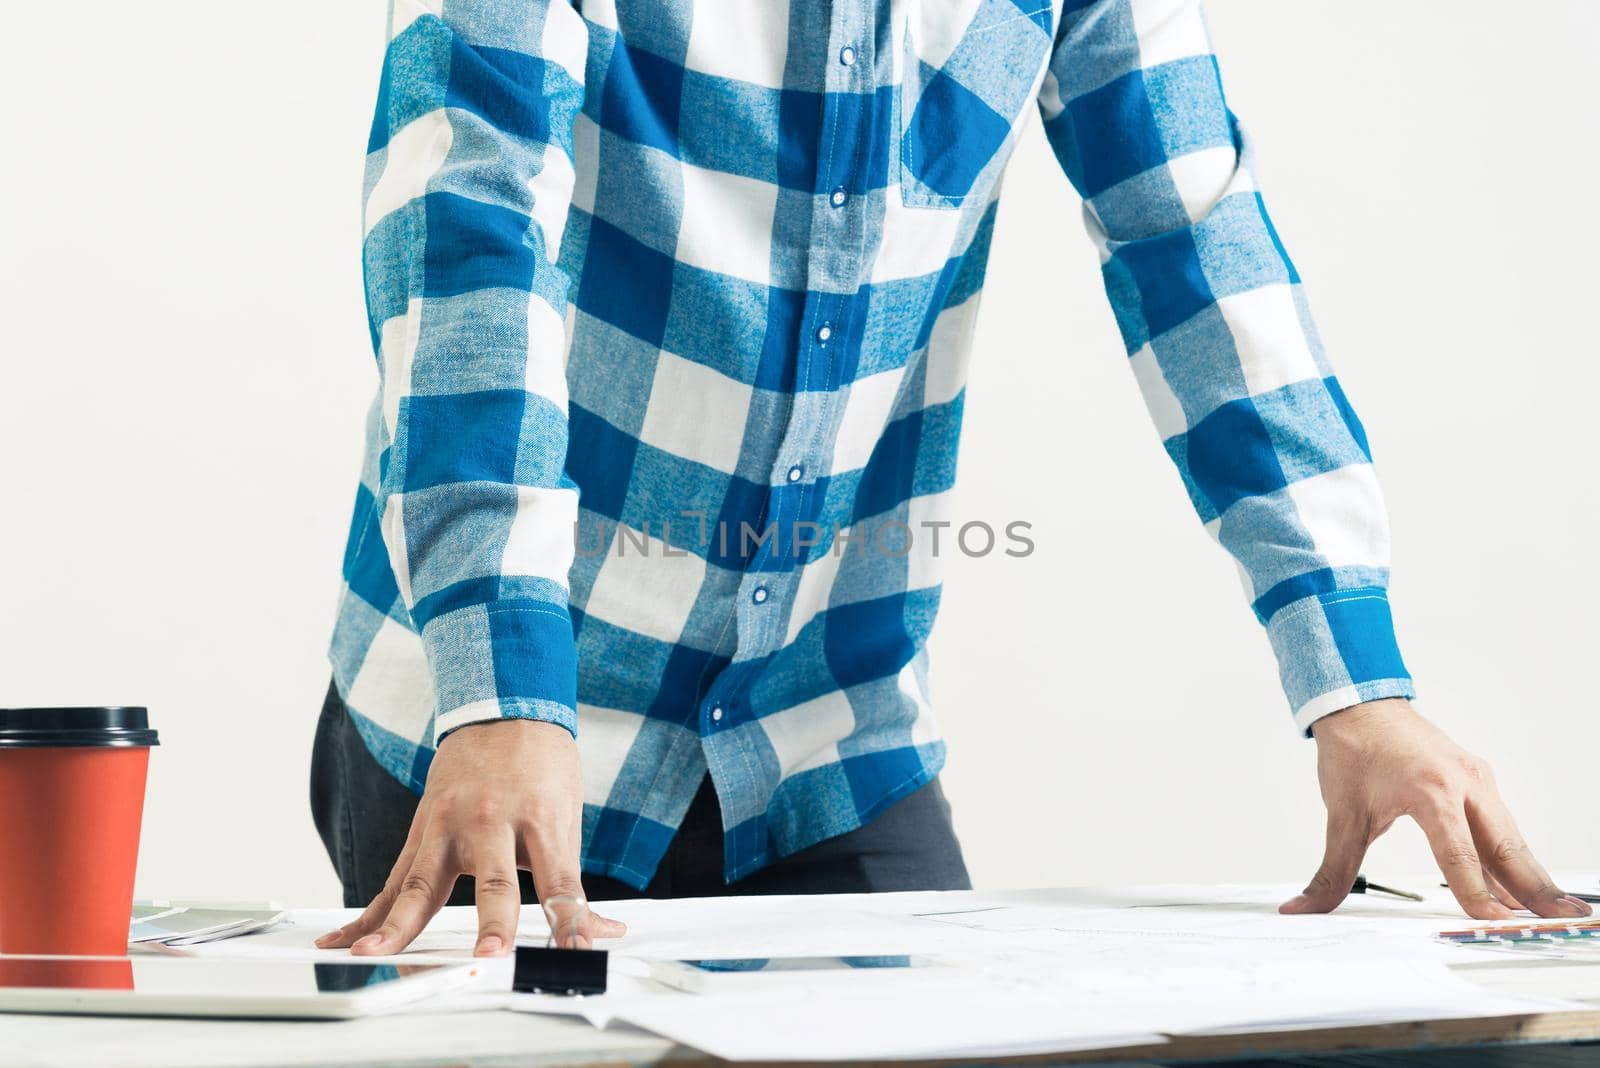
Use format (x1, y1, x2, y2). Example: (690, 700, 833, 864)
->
(0, 707, 158, 956)
(0, 956, 134, 990)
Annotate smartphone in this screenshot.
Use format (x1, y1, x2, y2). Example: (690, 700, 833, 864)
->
(646, 955, 937, 993)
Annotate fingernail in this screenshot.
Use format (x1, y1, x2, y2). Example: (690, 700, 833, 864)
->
(476, 936, 503, 956)
(314, 931, 342, 945)
(353, 934, 382, 950)
(1280, 895, 1308, 913)
(1559, 896, 1593, 917)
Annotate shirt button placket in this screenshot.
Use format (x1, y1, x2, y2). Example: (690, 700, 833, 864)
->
(712, 12, 871, 871)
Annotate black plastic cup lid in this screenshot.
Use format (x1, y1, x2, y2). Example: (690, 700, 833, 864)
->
(0, 707, 159, 748)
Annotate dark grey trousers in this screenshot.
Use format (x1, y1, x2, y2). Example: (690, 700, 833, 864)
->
(310, 680, 972, 907)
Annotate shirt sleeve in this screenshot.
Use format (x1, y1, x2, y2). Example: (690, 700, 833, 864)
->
(361, 0, 590, 743)
(1035, 0, 1414, 732)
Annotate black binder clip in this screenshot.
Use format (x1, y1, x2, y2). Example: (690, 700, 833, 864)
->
(511, 895, 608, 996)
(513, 944, 608, 996)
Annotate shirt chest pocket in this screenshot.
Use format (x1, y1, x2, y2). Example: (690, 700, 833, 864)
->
(899, 0, 1054, 210)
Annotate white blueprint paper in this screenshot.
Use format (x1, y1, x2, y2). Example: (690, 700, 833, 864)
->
(173, 885, 1587, 1059)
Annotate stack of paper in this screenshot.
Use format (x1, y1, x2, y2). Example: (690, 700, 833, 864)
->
(150, 886, 1593, 1060)
(558, 888, 1582, 1060)
(129, 901, 287, 947)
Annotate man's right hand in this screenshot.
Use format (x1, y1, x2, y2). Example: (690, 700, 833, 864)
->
(314, 719, 626, 956)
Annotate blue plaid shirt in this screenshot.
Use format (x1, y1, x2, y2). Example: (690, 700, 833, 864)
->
(332, 0, 1414, 889)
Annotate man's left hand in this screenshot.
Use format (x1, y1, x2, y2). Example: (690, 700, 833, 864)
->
(1280, 697, 1591, 920)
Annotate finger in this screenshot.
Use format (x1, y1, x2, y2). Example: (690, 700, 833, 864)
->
(1483, 868, 1525, 911)
(1415, 800, 1514, 920)
(522, 833, 626, 947)
(1280, 813, 1368, 914)
(316, 830, 424, 949)
(352, 846, 455, 955)
(1467, 792, 1589, 919)
(589, 911, 628, 939)
(316, 875, 405, 950)
(537, 896, 625, 947)
(470, 830, 523, 957)
(558, 808, 625, 941)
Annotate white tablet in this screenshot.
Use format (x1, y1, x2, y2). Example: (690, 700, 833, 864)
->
(0, 955, 496, 1019)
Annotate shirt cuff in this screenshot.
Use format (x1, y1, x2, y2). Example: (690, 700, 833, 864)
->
(418, 598, 579, 746)
(1262, 588, 1415, 735)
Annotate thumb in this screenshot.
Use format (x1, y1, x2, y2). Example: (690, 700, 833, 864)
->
(525, 839, 627, 948)
(1280, 813, 1368, 914)
(537, 890, 627, 949)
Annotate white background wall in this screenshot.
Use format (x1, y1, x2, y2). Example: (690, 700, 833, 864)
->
(1, 1, 1595, 906)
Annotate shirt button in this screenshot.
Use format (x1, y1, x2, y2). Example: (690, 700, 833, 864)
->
(752, 586, 769, 605)
(830, 188, 847, 208)
(711, 705, 724, 723)
(786, 464, 804, 483)
(839, 46, 856, 67)
(816, 322, 833, 344)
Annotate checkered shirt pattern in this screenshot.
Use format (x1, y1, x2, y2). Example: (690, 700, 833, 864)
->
(331, 0, 1414, 890)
